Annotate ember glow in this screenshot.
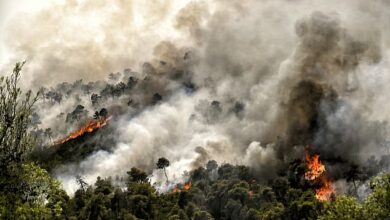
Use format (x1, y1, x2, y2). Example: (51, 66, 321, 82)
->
(305, 146, 335, 202)
(172, 182, 192, 193)
(54, 116, 112, 145)
(183, 182, 192, 190)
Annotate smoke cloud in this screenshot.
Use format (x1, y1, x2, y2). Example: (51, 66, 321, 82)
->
(1, 0, 390, 195)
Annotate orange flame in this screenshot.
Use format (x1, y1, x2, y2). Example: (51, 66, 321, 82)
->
(315, 176, 334, 201)
(183, 182, 192, 190)
(54, 116, 112, 145)
(172, 182, 192, 193)
(305, 146, 334, 202)
(305, 152, 326, 181)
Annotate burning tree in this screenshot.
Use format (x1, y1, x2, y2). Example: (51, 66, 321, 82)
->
(305, 153, 325, 181)
(54, 115, 111, 145)
(156, 157, 170, 183)
(172, 182, 192, 193)
(305, 146, 335, 202)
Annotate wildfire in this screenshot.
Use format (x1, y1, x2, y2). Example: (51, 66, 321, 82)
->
(183, 182, 192, 190)
(315, 176, 334, 201)
(172, 182, 192, 193)
(305, 146, 334, 202)
(54, 116, 112, 145)
(305, 152, 326, 180)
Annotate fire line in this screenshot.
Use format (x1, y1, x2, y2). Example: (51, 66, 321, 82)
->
(53, 116, 112, 146)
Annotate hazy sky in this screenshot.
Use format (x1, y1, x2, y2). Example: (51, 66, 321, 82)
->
(0, 0, 60, 66)
(0, 0, 192, 86)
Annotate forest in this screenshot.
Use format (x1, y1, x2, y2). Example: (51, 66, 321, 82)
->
(1, 1, 390, 219)
(0, 62, 389, 220)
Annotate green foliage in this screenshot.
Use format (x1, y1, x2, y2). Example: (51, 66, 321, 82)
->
(157, 157, 170, 183)
(24, 161, 385, 220)
(319, 174, 390, 220)
(362, 174, 390, 219)
(0, 62, 39, 179)
(0, 163, 68, 219)
(283, 190, 321, 220)
(0, 63, 68, 219)
(318, 195, 363, 220)
(260, 202, 284, 220)
(127, 167, 148, 183)
(193, 210, 214, 220)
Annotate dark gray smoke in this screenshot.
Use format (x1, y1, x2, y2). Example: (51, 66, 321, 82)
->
(1, 0, 389, 194)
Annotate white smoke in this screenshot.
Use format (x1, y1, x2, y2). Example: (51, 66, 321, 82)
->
(55, 89, 240, 194)
(1, 0, 390, 194)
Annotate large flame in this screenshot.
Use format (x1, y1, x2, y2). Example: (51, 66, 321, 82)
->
(305, 146, 334, 202)
(315, 176, 334, 201)
(54, 116, 112, 145)
(305, 152, 326, 180)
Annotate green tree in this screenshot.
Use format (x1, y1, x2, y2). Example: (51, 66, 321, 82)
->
(193, 210, 214, 220)
(318, 195, 363, 220)
(157, 157, 170, 183)
(94, 176, 114, 196)
(247, 208, 261, 220)
(0, 62, 39, 179)
(1, 163, 69, 219)
(284, 190, 320, 220)
(127, 167, 148, 183)
(260, 202, 284, 220)
(206, 160, 218, 172)
(0, 63, 72, 218)
(344, 164, 363, 195)
(271, 177, 289, 203)
(362, 174, 390, 219)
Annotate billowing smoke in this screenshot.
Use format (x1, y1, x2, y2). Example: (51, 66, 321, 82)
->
(1, 0, 192, 87)
(1, 0, 390, 195)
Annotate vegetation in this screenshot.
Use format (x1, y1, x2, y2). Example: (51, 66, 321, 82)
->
(156, 157, 170, 183)
(0, 63, 68, 219)
(59, 163, 390, 220)
(0, 63, 389, 219)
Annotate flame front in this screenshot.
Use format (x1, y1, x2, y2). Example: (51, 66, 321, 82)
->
(305, 146, 334, 202)
(54, 116, 112, 145)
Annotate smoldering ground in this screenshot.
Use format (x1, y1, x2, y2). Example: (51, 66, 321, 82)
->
(1, 0, 390, 195)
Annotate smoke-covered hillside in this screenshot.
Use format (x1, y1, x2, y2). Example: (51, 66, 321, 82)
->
(0, 0, 390, 219)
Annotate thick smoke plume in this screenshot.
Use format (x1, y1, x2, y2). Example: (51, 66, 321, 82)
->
(1, 0, 390, 195)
